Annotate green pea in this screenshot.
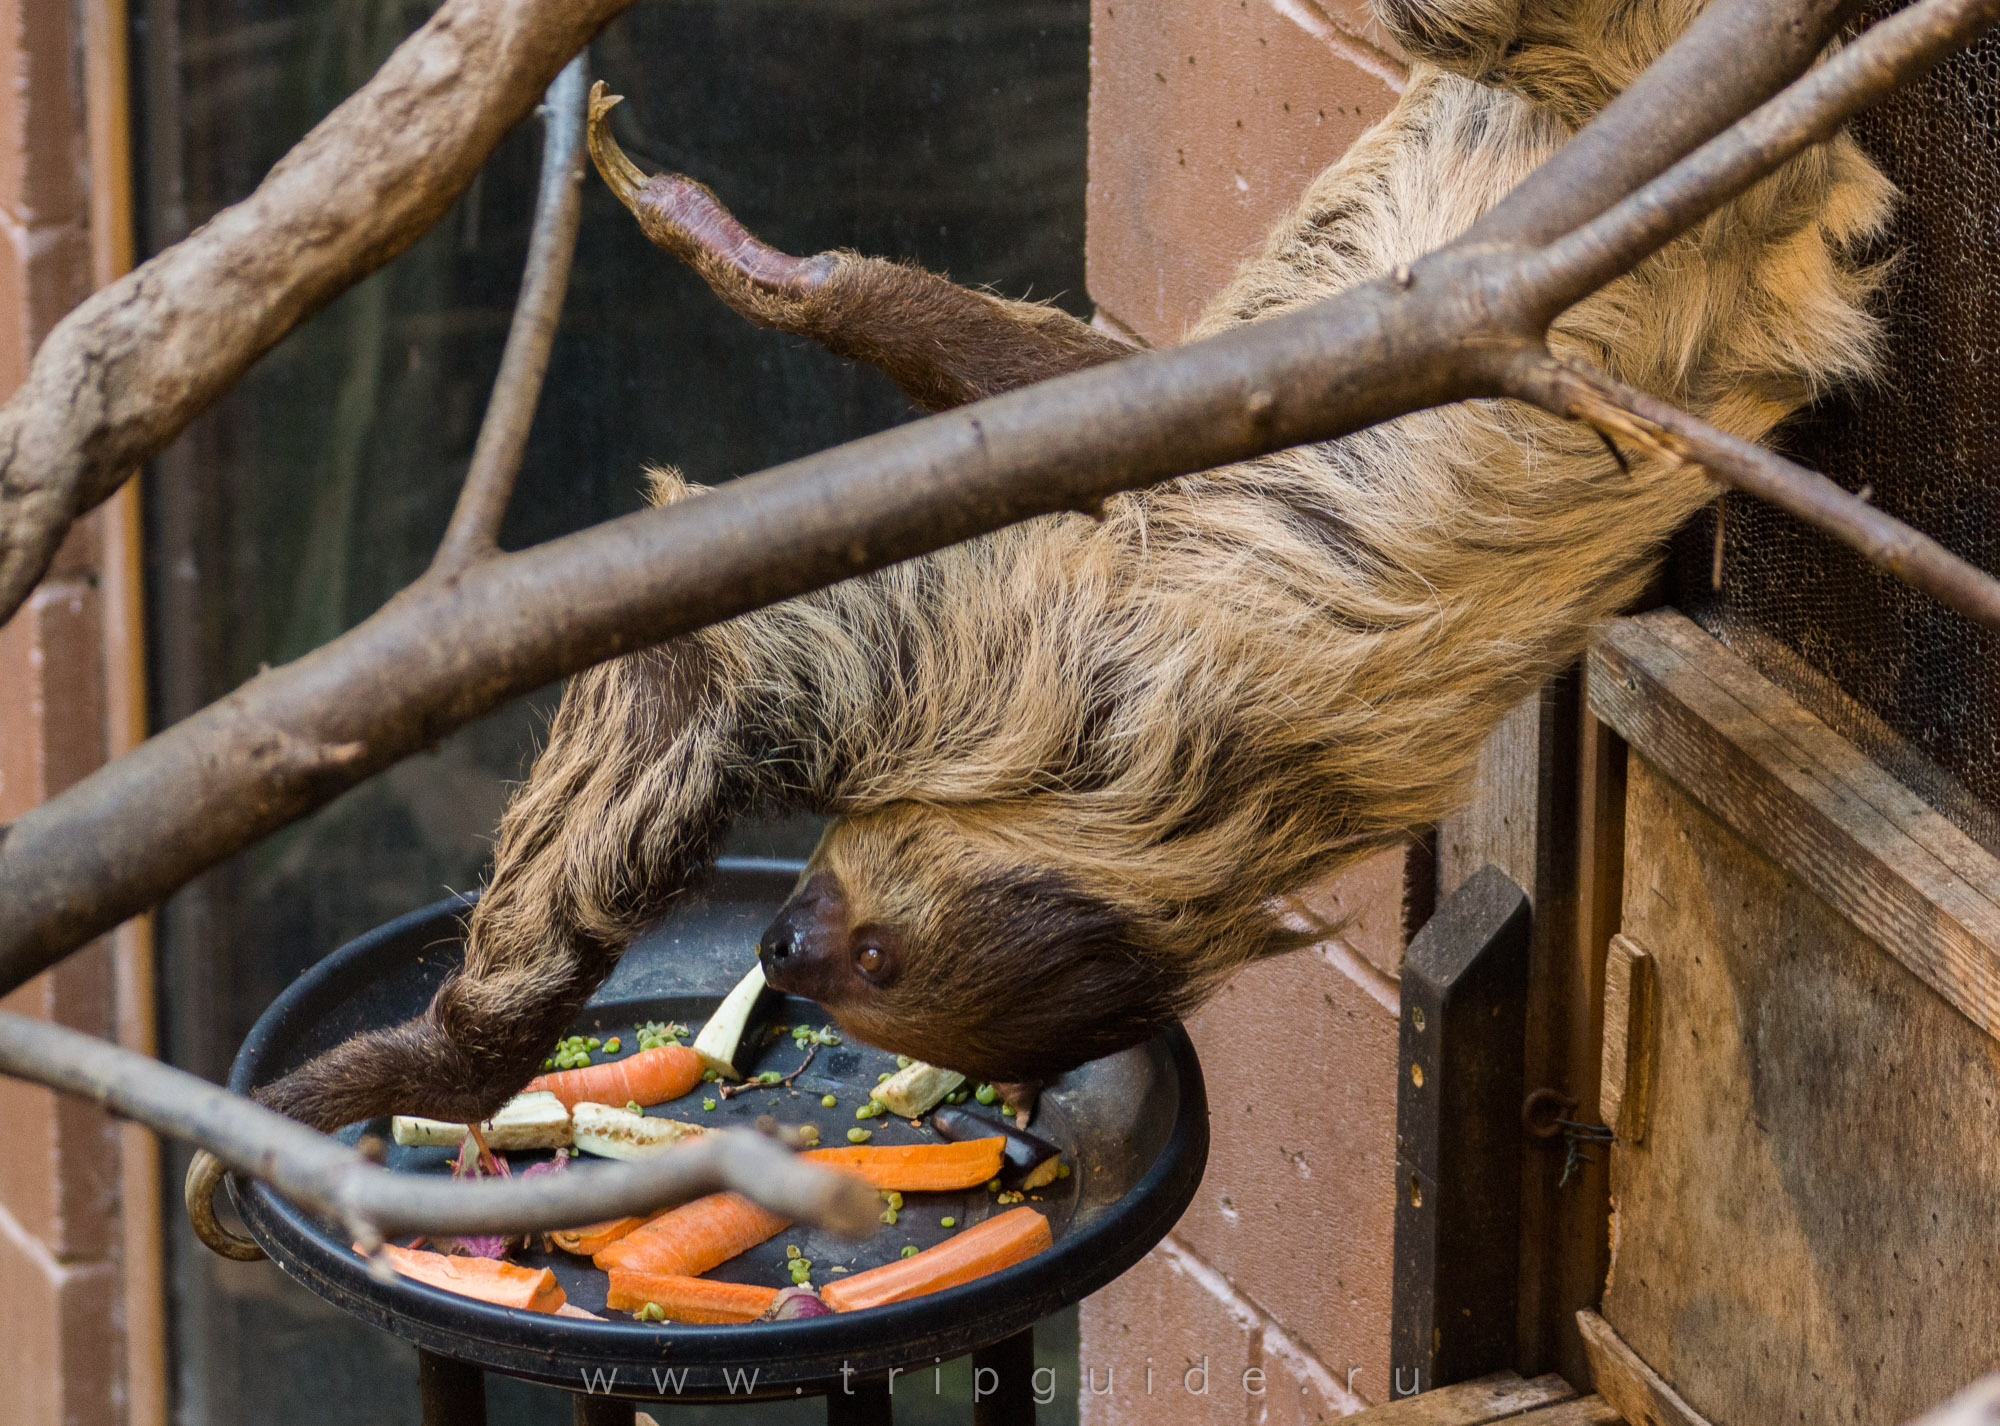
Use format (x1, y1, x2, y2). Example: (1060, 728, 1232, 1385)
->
(901, 1246, 919, 1258)
(703, 1098, 717, 1111)
(759, 1071, 781, 1084)
(877, 1072, 892, 1083)
(848, 1128, 872, 1144)
(625, 1100, 642, 1114)
(940, 1217, 956, 1228)
(701, 1069, 718, 1082)
(975, 1084, 998, 1105)
(886, 1192, 903, 1210)
(786, 1245, 802, 1259)
(604, 1038, 621, 1053)
(985, 1178, 1001, 1193)
(880, 1208, 899, 1226)
(822, 1094, 838, 1108)
(896, 1055, 913, 1069)
(1057, 1162, 1072, 1179)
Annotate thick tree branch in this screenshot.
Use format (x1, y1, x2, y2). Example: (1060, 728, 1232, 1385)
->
(433, 54, 591, 575)
(2, 0, 1994, 1003)
(0, 1010, 879, 1240)
(1507, 353, 2000, 629)
(2, 0, 1999, 1248)
(0, 0, 634, 623)
(1462, 0, 1863, 248)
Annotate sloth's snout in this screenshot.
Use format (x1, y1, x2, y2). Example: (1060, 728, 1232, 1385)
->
(758, 873, 850, 1000)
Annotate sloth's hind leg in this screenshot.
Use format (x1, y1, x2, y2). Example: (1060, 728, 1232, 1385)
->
(588, 84, 1134, 412)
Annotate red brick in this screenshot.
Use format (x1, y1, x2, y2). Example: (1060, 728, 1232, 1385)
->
(1170, 946, 1400, 1401)
(0, 0, 85, 229)
(1291, 846, 1411, 984)
(1087, 0, 1403, 344)
(1081, 1238, 1367, 1426)
(0, 1213, 121, 1426)
(1081, 1239, 1262, 1426)
(0, 215, 91, 393)
(0, 944, 121, 1259)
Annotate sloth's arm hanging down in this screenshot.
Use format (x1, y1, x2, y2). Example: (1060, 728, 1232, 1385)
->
(586, 84, 1137, 412)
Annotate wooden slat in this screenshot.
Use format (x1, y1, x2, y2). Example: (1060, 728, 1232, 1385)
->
(1357, 1371, 1577, 1423)
(1438, 678, 1605, 1384)
(1516, 1398, 1625, 1426)
(1597, 934, 1655, 1143)
(1577, 1312, 1711, 1426)
(1588, 610, 2000, 1043)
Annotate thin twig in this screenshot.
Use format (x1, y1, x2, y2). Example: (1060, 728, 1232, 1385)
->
(1506, 352, 2000, 630)
(432, 54, 591, 574)
(0, 1010, 879, 1239)
(718, 1043, 819, 1098)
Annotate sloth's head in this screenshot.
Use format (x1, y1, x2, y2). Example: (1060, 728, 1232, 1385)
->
(755, 804, 1202, 1083)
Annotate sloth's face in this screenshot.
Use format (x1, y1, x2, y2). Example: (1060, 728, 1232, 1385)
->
(755, 805, 1188, 1083)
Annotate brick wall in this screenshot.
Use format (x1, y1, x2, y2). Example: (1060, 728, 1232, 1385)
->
(0, 1, 159, 1423)
(1080, 2, 1409, 1418)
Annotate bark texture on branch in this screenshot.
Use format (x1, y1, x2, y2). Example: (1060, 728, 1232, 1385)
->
(0, 1009, 880, 1240)
(0, 0, 634, 622)
(1, 0, 1990, 1002)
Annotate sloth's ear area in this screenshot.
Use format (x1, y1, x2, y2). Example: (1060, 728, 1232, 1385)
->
(586, 82, 1136, 413)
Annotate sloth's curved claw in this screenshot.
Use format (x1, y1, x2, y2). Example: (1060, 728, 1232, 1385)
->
(585, 82, 650, 216)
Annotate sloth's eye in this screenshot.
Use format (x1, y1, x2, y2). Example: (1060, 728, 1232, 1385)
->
(856, 945, 885, 975)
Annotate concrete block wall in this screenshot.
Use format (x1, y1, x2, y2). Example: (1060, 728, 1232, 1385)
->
(1080, 2, 1410, 1418)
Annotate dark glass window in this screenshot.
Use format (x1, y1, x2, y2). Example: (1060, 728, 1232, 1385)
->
(137, 1, 1088, 1418)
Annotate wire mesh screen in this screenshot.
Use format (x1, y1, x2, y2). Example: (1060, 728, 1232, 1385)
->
(1669, 22, 2000, 855)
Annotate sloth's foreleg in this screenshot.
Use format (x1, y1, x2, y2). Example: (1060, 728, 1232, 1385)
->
(589, 85, 1133, 411)
(256, 643, 745, 1130)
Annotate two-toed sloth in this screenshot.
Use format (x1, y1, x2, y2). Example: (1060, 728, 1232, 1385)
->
(260, 0, 1891, 1131)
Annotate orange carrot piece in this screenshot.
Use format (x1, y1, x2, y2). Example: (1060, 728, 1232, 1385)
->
(371, 1243, 567, 1314)
(527, 1043, 703, 1110)
(593, 1192, 790, 1275)
(551, 1215, 647, 1256)
(820, 1207, 1051, 1312)
(801, 1137, 1006, 1192)
(606, 1270, 780, 1323)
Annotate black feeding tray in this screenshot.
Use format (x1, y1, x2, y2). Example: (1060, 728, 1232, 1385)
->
(227, 859, 1208, 1406)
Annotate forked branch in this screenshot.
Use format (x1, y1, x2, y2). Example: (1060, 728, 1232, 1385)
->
(0, 0, 637, 622)
(1, 0, 1998, 1242)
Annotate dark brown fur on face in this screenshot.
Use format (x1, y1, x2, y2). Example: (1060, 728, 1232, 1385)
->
(257, 7, 1891, 1130)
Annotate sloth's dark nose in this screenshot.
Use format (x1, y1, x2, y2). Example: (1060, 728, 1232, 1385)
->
(758, 873, 846, 996)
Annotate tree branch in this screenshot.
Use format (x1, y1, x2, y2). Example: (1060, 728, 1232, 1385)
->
(0, 0, 635, 624)
(1506, 352, 2000, 629)
(432, 53, 591, 575)
(1461, 0, 1863, 249)
(0, 1010, 879, 1240)
(2, 0, 1999, 1250)
(1518, 0, 2000, 315)
(3, 0, 1995, 1002)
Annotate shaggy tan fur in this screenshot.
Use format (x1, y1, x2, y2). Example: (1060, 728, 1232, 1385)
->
(259, 0, 1892, 1130)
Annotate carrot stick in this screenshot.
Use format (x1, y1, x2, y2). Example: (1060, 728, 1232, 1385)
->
(369, 1243, 567, 1314)
(819, 1207, 1051, 1312)
(801, 1137, 1006, 1191)
(551, 1215, 647, 1256)
(527, 1043, 703, 1110)
(605, 1270, 780, 1323)
(592, 1192, 790, 1275)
